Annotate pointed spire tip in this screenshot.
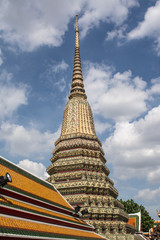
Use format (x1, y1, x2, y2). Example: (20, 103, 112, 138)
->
(76, 14, 79, 32)
(69, 13, 87, 99)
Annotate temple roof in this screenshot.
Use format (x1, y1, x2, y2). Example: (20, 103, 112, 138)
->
(0, 156, 106, 240)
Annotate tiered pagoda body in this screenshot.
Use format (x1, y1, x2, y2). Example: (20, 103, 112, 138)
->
(47, 15, 136, 239)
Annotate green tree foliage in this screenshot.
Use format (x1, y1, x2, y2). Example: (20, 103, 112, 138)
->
(119, 199, 154, 232)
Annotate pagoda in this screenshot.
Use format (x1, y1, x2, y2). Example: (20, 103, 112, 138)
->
(47, 15, 136, 239)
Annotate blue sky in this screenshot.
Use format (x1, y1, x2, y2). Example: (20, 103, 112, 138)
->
(0, 0, 160, 220)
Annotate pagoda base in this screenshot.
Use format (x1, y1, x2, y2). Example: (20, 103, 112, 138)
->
(103, 234, 142, 240)
(104, 234, 139, 240)
(85, 220, 136, 238)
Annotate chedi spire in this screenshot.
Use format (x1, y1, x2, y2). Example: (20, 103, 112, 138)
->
(47, 15, 136, 239)
(69, 14, 86, 99)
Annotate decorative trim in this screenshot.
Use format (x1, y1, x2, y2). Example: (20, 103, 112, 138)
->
(0, 198, 86, 227)
(0, 205, 92, 231)
(1, 187, 74, 215)
(0, 229, 104, 240)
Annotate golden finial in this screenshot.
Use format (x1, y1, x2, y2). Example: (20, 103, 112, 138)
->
(75, 14, 79, 48)
(76, 14, 79, 32)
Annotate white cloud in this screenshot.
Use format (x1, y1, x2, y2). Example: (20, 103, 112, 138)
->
(51, 60, 69, 73)
(106, 25, 127, 44)
(42, 60, 69, 92)
(0, 49, 3, 66)
(0, 0, 84, 51)
(0, 70, 28, 120)
(0, 0, 138, 51)
(128, 0, 160, 55)
(94, 119, 111, 134)
(135, 187, 160, 202)
(0, 122, 61, 159)
(54, 78, 66, 92)
(84, 63, 148, 121)
(147, 168, 160, 184)
(134, 76, 147, 90)
(148, 77, 160, 96)
(79, 0, 138, 38)
(104, 105, 160, 180)
(51, 60, 68, 92)
(17, 159, 49, 180)
(83, 62, 160, 184)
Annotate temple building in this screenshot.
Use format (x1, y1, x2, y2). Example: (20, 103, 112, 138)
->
(0, 155, 106, 240)
(47, 15, 137, 240)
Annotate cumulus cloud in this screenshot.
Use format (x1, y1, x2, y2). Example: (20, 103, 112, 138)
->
(106, 25, 127, 44)
(0, 0, 84, 51)
(94, 119, 111, 135)
(0, 49, 3, 66)
(147, 168, 160, 184)
(128, 0, 160, 55)
(0, 0, 138, 51)
(83, 62, 160, 183)
(135, 187, 160, 202)
(51, 60, 68, 92)
(0, 70, 28, 120)
(79, 0, 138, 38)
(17, 159, 49, 179)
(104, 106, 160, 180)
(84, 62, 148, 122)
(54, 78, 67, 92)
(0, 122, 61, 159)
(41, 60, 69, 92)
(148, 77, 160, 96)
(51, 60, 69, 73)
